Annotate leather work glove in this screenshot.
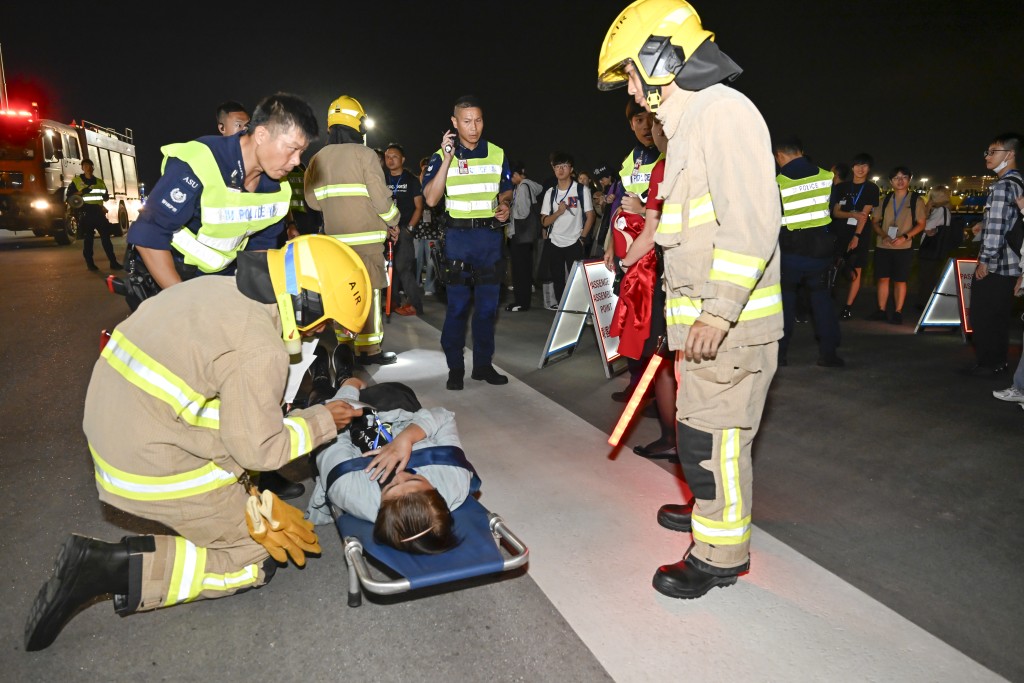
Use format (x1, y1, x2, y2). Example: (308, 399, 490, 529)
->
(245, 489, 321, 567)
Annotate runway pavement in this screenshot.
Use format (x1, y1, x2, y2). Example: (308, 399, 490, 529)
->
(1, 233, 1020, 681)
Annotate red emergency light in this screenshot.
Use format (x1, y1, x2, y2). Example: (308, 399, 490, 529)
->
(0, 109, 35, 121)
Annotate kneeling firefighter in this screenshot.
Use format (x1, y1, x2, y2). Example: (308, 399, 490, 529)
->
(25, 235, 371, 651)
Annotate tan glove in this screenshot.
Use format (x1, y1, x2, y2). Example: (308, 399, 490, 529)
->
(245, 489, 321, 567)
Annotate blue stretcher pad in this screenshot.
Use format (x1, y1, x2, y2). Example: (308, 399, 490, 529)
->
(335, 497, 506, 590)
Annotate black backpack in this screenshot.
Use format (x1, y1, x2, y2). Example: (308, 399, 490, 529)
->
(1003, 174, 1024, 257)
(512, 181, 543, 244)
(547, 181, 588, 216)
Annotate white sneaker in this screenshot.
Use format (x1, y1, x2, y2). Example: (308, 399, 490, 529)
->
(993, 386, 1024, 402)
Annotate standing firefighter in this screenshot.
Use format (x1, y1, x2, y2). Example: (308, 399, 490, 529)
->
(24, 235, 370, 651)
(304, 95, 400, 367)
(598, 0, 782, 599)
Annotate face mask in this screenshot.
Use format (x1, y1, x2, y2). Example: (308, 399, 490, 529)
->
(993, 156, 1012, 173)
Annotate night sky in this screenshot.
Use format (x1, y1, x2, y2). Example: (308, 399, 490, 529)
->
(3, 1, 1022, 190)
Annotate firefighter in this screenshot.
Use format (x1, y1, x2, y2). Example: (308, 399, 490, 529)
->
(304, 95, 400, 367)
(67, 159, 121, 271)
(125, 93, 316, 294)
(24, 235, 371, 652)
(598, 0, 782, 599)
(283, 162, 320, 240)
(421, 95, 514, 390)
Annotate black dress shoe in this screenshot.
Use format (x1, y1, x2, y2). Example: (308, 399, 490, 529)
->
(25, 535, 139, 651)
(657, 503, 693, 532)
(471, 366, 508, 385)
(356, 351, 398, 366)
(446, 369, 464, 391)
(652, 554, 749, 600)
(85, 261, 99, 271)
(258, 471, 305, 500)
(331, 345, 355, 388)
(633, 442, 678, 461)
(963, 363, 1010, 377)
(109, 260, 123, 270)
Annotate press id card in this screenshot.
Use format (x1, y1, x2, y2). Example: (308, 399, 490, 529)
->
(887, 225, 899, 239)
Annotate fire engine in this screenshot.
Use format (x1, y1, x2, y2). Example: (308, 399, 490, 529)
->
(0, 106, 142, 244)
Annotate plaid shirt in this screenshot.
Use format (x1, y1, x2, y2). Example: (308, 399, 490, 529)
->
(980, 169, 1023, 276)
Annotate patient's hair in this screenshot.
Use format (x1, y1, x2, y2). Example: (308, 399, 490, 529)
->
(374, 489, 458, 554)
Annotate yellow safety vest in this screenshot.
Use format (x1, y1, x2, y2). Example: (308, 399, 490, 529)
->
(438, 142, 505, 219)
(163, 141, 290, 273)
(619, 148, 664, 196)
(776, 168, 833, 230)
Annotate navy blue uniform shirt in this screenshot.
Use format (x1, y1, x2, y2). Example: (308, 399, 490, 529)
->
(422, 140, 513, 209)
(127, 133, 286, 270)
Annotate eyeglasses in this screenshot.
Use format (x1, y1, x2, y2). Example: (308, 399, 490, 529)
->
(551, 163, 570, 170)
(984, 149, 1010, 157)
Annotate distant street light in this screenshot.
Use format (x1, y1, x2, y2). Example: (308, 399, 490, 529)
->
(871, 176, 880, 183)
(364, 117, 376, 130)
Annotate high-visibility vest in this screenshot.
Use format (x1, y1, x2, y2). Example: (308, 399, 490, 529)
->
(776, 168, 833, 230)
(163, 141, 290, 273)
(286, 166, 306, 213)
(71, 175, 107, 204)
(438, 142, 505, 219)
(619, 148, 664, 196)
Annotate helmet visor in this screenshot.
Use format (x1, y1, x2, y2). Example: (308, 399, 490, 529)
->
(291, 289, 355, 339)
(597, 58, 631, 91)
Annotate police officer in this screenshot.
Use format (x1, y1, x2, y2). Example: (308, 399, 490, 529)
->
(215, 100, 249, 136)
(126, 92, 316, 294)
(773, 136, 842, 367)
(24, 236, 370, 651)
(304, 95, 400, 367)
(67, 159, 121, 271)
(422, 95, 514, 390)
(598, 0, 782, 599)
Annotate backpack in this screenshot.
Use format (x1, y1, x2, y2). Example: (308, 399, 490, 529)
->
(880, 190, 921, 235)
(1003, 174, 1024, 257)
(918, 206, 959, 261)
(511, 180, 543, 244)
(547, 181, 588, 216)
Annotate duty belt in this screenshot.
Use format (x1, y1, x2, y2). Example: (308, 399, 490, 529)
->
(446, 216, 499, 230)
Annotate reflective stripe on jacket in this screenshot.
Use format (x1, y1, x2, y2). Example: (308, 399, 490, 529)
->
(162, 141, 290, 273)
(619, 149, 664, 197)
(71, 175, 108, 204)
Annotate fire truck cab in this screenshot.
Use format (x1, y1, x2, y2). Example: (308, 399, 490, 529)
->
(0, 109, 142, 244)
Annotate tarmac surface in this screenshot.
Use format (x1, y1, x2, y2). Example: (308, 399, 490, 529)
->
(1, 232, 1021, 682)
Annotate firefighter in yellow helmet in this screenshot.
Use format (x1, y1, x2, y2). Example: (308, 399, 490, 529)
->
(24, 235, 371, 651)
(304, 95, 401, 369)
(598, 0, 783, 599)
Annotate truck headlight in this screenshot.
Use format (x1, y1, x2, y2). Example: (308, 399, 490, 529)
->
(30, 200, 50, 211)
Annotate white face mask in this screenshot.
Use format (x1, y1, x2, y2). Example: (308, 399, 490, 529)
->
(993, 156, 1012, 173)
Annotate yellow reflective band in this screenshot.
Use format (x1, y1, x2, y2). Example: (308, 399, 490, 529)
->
(202, 564, 259, 593)
(102, 330, 221, 428)
(313, 184, 370, 199)
(378, 203, 399, 222)
(720, 428, 743, 524)
(283, 417, 313, 460)
(709, 249, 767, 291)
(691, 515, 751, 545)
(665, 284, 782, 326)
(329, 231, 387, 246)
(91, 445, 237, 501)
(657, 203, 683, 234)
(778, 178, 832, 197)
(689, 194, 717, 227)
(165, 537, 207, 606)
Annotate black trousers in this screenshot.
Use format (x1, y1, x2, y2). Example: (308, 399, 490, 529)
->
(970, 271, 1016, 367)
(544, 240, 585, 300)
(80, 209, 116, 264)
(509, 240, 534, 308)
(389, 227, 422, 311)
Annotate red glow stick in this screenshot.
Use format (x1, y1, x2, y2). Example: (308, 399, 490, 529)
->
(608, 353, 663, 447)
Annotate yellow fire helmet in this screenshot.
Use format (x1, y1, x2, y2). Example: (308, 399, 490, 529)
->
(597, 0, 714, 110)
(327, 95, 367, 133)
(266, 235, 371, 355)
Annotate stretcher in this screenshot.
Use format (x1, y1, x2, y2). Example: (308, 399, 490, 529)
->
(331, 497, 529, 607)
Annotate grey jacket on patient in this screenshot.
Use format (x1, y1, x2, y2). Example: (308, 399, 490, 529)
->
(305, 384, 472, 526)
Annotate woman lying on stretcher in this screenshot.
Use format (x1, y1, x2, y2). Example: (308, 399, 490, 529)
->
(305, 378, 475, 554)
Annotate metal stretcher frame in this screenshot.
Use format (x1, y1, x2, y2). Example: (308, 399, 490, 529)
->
(332, 497, 529, 607)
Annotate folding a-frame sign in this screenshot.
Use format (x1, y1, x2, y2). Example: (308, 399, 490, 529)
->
(538, 259, 627, 378)
(914, 258, 977, 342)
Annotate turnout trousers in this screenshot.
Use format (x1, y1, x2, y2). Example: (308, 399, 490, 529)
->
(674, 342, 778, 569)
(106, 483, 273, 611)
(441, 227, 503, 370)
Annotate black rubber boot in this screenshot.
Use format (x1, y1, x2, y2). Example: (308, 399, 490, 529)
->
(656, 502, 693, 532)
(257, 471, 304, 500)
(652, 553, 749, 600)
(331, 344, 355, 390)
(446, 369, 464, 391)
(25, 535, 152, 651)
(356, 351, 398, 366)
